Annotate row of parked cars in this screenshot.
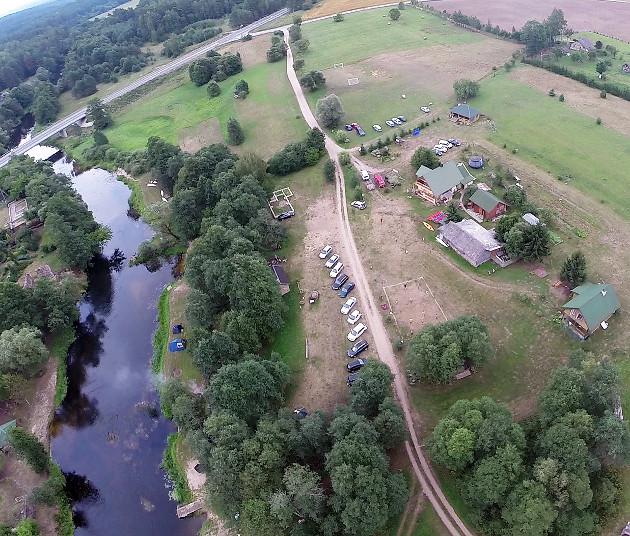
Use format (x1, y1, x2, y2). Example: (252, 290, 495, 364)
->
(433, 138, 461, 156)
(318, 245, 369, 385)
(372, 115, 406, 132)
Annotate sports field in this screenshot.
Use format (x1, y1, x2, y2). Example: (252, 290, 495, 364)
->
(102, 58, 307, 156)
(471, 71, 630, 221)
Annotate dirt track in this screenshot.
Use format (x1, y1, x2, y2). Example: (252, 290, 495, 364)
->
(284, 30, 473, 536)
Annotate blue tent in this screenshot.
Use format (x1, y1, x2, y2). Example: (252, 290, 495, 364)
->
(0, 420, 16, 448)
(169, 339, 186, 352)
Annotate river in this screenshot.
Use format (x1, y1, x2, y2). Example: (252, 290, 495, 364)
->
(49, 160, 202, 536)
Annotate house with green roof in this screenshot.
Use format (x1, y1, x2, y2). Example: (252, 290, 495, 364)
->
(468, 189, 507, 220)
(562, 282, 621, 339)
(450, 104, 481, 123)
(413, 161, 475, 205)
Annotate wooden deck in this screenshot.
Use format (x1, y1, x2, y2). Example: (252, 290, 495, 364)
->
(176, 499, 204, 518)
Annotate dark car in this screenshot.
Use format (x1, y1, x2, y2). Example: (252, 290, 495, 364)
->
(357, 127, 365, 136)
(338, 282, 355, 298)
(277, 210, 294, 221)
(347, 358, 366, 373)
(345, 124, 353, 131)
(332, 273, 349, 290)
(398, 116, 407, 122)
(347, 339, 369, 358)
(347, 373, 360, 386)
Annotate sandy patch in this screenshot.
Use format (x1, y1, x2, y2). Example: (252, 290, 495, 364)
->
(220, 35, 270, 68)
(509, 65, 630, 138)
(185, 458, 206, 491)
(179, 118, 225, 153)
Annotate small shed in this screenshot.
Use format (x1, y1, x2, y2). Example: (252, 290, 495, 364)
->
(0, 420, 17, 448)
(173, 324, 184, 334)
(272, 265, 290, 295)
(562, 282, 620, 339)
(450, 104, 481, 124)
(468, 189, 507, 220)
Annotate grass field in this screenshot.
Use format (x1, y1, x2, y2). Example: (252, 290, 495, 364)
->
(471, 71, 630, 221)
(100, 60, 306, 157)
(301, 7, 484, 72)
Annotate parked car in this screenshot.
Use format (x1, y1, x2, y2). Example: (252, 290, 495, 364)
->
(347, 339, 369, 358)
(347, 372, 360, 386)
(339, 281, 355, 298)
(361, 170, 369, 181)
(421, 106, 430, 113)
(347, 323, 367, 341)
(330, 263, 345, 279)
(351, 201, 366, 210)
(325, 254, 340, 269)
(385, 120, 395, 127)
(347, 358, 367, 372)
(374, 174, 386, 188)
(357, 127, 365, 136)
(398, 116, 407, 122)
(332, 273, 348, 289)
(345, 124, 353, 131)
(318, 245, 333, 259)
(448, 138, 461, 146)
(373, 124, 382, 132)
(293, 408, 308, 419)
(341, 297, 357, 315)
(433, 148, 444, 156)
(392, 117, 402, 125)
(351, 123, 359, 129)
(439, 140, 453, 148)
(277, 210, 294, 220)
(347, 310, 362, 324)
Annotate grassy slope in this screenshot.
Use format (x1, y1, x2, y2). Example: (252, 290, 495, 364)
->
(302, 7, 483, 71)
(100, 60, 306, 156)
(472, 71, 630, 220)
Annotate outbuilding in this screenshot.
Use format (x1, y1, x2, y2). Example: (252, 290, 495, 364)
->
(272, 265, 290, 295)
(437, 219, 502, 267)
(450, 104, 481, 124)
(562, 282, 620, 339)
(468, 189, 507, 220)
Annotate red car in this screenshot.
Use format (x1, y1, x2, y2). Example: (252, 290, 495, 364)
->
(374, 174, 385, 188)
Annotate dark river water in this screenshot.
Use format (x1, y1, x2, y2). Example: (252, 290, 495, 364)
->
(49, 160, 202, 536)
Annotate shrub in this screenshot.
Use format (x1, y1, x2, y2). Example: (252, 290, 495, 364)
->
(339, 152, 351, 166)
(333, 13, 344, 22)
(600, 90, 607, 98)
(323, 159, 335, 182)
(559, 94, 565, 102)
(207, 82, 221, 97)
(596, 117, 602, 125)
(7, 427, 49, 474)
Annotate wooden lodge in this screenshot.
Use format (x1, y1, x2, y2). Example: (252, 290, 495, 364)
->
(413, 161, 474, 205)
(562, 282, 620, 339)
(449, 104, 481, 124)
(468, 189, 507, 220)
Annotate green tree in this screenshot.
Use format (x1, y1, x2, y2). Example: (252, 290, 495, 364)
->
(544, 8, 567, 39)
(16, 520, 42, 536)
(172, 393, 206, 431)
(560, 251, 587, 287)
(373, 397, 408, 449)
(502, 480, 557, 536)
(7, 427, 49, 474)
(389, 8, 401, 20)
(32, 81, 60, 125)
(446, 202, 463, 222)
(538, 366, 586, 426)
(289, 23, 302, 42)
(411, 147, 440, 170)
(494, 212, 522, 242)
(207, 81, 221, 97)
(86, 98, 111, 129)
(0, 326, 48, 376)
(234, 79, 249, 96)
(293, 59, 305, 70)
(93, 130, 108, 146)
(227, 117, 245, 145)
(170, 189, 203, 238)
(350, 361, 393, 418)
(521, 20, 550, 55)
(323, 158, 336, 182)
(192, 331, 240, 380)
(592, 411, 630, 466)
(294, 39, 310, 54)
(596, 61, 608, 75)
(299, 70, 325, 92)
(0, 282, 40, 332)
(270, 464, 325, 527)
(453, 79, 480, 100)
(333, 13, 344, 22)
(316, 94, 345, 129)
(519, 223, 551, 261)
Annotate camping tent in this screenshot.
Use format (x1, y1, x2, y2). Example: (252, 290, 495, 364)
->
(0, 420, 16, 448)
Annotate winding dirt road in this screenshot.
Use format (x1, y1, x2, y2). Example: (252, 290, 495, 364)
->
(284, 33, 474, 536)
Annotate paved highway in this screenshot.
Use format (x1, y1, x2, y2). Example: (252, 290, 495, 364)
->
(0, 8, 289, 169)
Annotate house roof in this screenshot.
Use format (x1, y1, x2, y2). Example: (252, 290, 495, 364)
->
(469, 189, 503, 212)
(450, 104, 481, 119)
(563, 282, 620, 328)
(438, 219, 502, 266)
(416, 161, 473, 196)
(576, 37, 593, 50)
(272, 265, 289, 285)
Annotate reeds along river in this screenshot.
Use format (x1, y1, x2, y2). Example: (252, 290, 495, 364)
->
(49, 159, 202, 535)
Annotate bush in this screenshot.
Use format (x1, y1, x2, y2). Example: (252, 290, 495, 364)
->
(600, 90, 607, 98)
(596, 117, 602, 125)
(7, 427, 49, 474)
(333, 13, 344, 22)
(207, 82, 221, 97)
(559, 94, 565, 102)
(323, 159, 336, 182)
(226, 117, 244, 145)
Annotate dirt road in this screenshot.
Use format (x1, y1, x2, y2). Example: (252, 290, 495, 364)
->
(284, 33, 473, 536)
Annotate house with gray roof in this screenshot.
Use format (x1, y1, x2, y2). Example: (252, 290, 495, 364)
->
(562, 282, 620, 339)
(413, 161, 474, 205)
(437, 219, 502, 267)
(450, 104, 481, 123)
(271, 265, 290, 295)
(570, 37, 593, 52)
(468, 189, 507, 220)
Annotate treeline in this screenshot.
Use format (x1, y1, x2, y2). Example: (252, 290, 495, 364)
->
(268, 128, 326, 175)
(429, 351, 630, 536)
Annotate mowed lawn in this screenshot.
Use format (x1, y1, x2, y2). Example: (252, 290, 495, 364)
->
(472, 72, 630, 220)
(103, 59, 307, 157)
(301, 7, 483, 71)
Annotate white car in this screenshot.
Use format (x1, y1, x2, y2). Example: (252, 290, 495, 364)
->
(385, 120, 395, 127)
(348, 323, 367, 342)
(347, 310, 362, 324)
(439, 140, 453, 148)
(341, 297, 357, 315)
(325, 253, 339, 269)
(361, 170, 369, 181)
(373, 124, 382, 132)
(421, 106, 430, 113)
(351, 201, 366, 210)
(392, 117, 402, 125)
(319, 245, 333, 259)
(330, 262, 344, 278)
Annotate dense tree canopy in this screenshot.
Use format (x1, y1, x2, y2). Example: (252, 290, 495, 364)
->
(411, 147, 441, 170)
(316, 94, 345, 129)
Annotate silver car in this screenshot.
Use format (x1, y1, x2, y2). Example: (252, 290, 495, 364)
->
(325, 254, 339, 269)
